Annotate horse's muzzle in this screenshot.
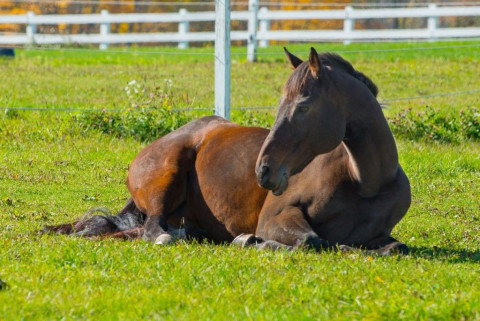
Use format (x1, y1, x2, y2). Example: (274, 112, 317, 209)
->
(256, 164, 271, 188)
(256, 164, 289, 195)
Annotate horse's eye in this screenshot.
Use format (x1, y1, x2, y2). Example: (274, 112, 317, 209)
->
(298, 105, 309, 113)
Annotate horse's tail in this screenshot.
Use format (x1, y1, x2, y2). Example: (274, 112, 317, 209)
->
(42, 198, 146, 239)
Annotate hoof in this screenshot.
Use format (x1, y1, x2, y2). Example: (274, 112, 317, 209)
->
(378, 242, 409, 256)
(155, 233, 174, 245)
(232, 234, 262, 248)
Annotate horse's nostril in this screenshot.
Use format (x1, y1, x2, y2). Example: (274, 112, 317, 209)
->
(258, 165, 270, 185)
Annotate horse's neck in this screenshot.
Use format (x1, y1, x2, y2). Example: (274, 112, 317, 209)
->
(343, 100, 399, 197)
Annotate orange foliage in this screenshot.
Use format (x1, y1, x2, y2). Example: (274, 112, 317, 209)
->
(270, 0, 351, 31)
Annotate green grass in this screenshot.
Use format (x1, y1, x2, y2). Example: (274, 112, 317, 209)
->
(1, 41, 480, 320)
(2, 40, 479, 114)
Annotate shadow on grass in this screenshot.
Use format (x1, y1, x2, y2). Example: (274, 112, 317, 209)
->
(409, 246, 480, 263)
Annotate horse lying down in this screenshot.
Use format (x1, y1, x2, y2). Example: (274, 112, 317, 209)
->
(45, 48, 411, 256)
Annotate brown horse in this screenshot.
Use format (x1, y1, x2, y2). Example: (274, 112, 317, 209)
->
(46, 48, 411, 255)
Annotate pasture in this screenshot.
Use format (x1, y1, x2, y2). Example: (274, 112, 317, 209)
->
(1, 41, 479, 320)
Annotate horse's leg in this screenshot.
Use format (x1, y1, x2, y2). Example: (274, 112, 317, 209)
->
(367, 173, 411, 255)
(338, 236, 409, 256)
(108, 227, 145, 240)
(152, 222, 187, 244)
(233, 234, 294, 251)
(337, 205, 409, 256)
(233, 206, 329, 251)
(339, 178, 410, 256)
(365, 235, 409, 255)
(138, 166, 190, 244)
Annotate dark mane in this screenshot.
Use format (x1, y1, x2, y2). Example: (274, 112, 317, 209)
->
(285, 52, 379, 98)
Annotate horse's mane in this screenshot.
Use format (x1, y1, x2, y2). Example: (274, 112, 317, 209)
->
(285, 52, 379, 98)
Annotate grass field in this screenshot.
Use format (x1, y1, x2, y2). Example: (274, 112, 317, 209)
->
(1, 41, 479, 320)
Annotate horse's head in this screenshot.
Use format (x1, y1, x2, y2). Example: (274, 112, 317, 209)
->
(255, 47, 378, 195)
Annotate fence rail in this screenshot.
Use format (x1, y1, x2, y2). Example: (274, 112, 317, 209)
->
(1, 4, 480, 58)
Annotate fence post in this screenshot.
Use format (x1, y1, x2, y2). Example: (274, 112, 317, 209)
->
(99, 9, 110, 50)
(178, 8, 189, 49)
(343, 6, 354, 45)
(427, 3, 438, 42)
(247, 0, 259, 62)
(215, 0, 231, 120)
(26, 11, 36, 45)
(259, 7, 270, 48)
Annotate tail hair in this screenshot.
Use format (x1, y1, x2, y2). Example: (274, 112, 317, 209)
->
(42, 198, 145, 238)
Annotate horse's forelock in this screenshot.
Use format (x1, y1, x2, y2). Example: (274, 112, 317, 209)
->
(284, 62, 311, 99)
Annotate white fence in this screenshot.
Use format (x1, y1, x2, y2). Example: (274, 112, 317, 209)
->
(1, 3, 480, 57)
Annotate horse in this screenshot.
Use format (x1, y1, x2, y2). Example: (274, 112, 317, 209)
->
(45, 47, 411, 255)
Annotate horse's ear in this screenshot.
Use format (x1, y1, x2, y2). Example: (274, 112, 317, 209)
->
(284, 47, 303, 69)
(308, 47, 322, 79)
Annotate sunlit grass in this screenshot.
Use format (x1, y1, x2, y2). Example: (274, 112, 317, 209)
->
(1, 40, 479, 114)
(0, 42, 479, 320)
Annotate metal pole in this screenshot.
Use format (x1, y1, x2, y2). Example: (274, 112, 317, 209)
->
(99, 9, 110, 50)
(247, 0, 259, 62)
(214, 0, 231, 120)
(26, 11, 36, 45)
(259, 7, 270, 48)
(427, 3, 438, 42)
(343, 6, 354, 45)
(178, 8, 189, 49)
